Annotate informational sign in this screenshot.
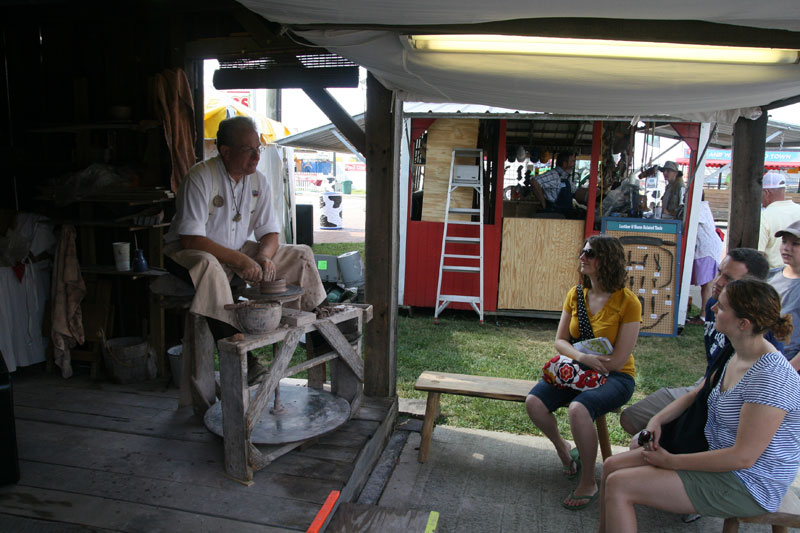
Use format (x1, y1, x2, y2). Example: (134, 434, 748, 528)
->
(679, 148, 800, 168)
(603, 217, 682, 337)
(224, 90, 253, 108)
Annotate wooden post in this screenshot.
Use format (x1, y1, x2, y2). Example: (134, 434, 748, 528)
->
(217, 339, 252, 484)
(181, 313, 216, 414)
(364, 73, 399, 398)
(728, 111, 767, 249)
(418, 391, 441, 463)
(148, 227, 165, 376)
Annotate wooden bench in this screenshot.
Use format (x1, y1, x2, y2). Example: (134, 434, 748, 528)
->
(415, 371, 617, 463)
(722, 489, 800, 533)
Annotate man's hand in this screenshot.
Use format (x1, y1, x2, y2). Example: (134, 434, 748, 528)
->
(237, 254, 263, 283)
(256, 256, 276, 282)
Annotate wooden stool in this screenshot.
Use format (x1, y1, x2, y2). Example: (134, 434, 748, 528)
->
(150, 276, 216, 415)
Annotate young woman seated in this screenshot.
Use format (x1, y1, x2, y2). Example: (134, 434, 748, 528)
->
(525, 234, 641, 510)
(597, 278, 800, 532)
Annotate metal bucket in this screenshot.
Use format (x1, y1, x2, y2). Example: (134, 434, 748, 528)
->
(167, 345, 182, 388)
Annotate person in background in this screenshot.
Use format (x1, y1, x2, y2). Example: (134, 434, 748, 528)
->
(759, 172, 800, 269)
(769, 220, 800, 365)
(687, 194, 723, 325)
(659, 161, 686, 219)
(598, 278, 799, 533)
(533, 152, 579, 216)
(525, 235, 641, 511)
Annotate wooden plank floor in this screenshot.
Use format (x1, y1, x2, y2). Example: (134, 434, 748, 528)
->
(0, 373, 397, 532)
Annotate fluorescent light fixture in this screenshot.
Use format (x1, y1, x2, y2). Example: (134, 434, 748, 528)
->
(408, 35, 800, 65)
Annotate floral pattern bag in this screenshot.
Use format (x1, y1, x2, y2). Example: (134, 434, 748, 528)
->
(542, 285, 608, 391)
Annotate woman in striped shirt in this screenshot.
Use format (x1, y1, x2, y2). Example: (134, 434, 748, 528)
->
(597, 278, 800, 532)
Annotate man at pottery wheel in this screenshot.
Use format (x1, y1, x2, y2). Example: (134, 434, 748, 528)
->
(163, 116, 326, 384)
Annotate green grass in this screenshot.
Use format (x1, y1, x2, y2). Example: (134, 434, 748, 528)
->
(397, 310, 707, 446)
(259, 239, 705, 447)
(312, 242, 365, 259)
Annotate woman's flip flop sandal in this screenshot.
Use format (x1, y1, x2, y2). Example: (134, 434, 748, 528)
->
(561, 489, 599, 511)
(564, 447, 581, 479)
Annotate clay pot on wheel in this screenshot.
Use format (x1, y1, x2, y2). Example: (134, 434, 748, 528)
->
(259, 278, 286, 294)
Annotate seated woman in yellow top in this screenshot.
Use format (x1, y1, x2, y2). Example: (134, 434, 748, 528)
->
(525, 234, 642, 511)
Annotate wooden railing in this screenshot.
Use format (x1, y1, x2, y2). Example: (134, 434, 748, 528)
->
(702, 188, 800, 222)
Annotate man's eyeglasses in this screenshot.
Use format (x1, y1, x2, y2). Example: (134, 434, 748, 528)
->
(579, 248, 596, 259)
(238, 145, 266, 157)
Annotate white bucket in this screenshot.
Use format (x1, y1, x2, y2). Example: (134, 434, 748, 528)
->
(338, 250, 364, 287)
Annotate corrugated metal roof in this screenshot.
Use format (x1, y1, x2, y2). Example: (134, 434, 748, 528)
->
(276, 105, 800, 155)
(653, 119, 800, 149)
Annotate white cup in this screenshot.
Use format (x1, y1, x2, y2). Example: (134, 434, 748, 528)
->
(112, 242, 131, 271)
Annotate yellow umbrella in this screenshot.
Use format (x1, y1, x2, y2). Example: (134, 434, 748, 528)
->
(204, 94, 291, 145)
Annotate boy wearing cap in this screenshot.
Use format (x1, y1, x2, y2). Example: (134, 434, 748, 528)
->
(759, 171, 800, 268)
(769, 220, 800, 365)
(659, 161, 685, 219)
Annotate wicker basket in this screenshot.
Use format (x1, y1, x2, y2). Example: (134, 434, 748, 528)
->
(102, 334, 156, 384)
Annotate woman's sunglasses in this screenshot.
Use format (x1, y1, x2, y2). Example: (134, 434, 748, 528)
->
(579, 248, 596, 259)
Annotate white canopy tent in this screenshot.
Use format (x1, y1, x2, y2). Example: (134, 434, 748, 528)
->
(237, 1, 799, 327)
(239, 0, 800, 119)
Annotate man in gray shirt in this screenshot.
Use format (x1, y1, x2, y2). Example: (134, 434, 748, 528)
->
(769, 220, 800, 367)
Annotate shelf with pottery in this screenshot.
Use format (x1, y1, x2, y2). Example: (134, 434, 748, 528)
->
(210, 303, 373, 485)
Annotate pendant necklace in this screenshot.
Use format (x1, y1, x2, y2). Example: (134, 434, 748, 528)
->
(228, 176, 244, 222)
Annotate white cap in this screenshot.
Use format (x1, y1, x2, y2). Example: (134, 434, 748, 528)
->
(763, 172, 787, 189)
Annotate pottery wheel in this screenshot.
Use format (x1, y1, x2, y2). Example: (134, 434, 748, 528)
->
(204, 384, 351, 444)
(243, 284, 304, 303)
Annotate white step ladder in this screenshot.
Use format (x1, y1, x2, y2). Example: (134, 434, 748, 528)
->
(434, 148, 484, 324)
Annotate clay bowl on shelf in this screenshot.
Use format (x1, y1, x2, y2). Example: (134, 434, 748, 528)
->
(259, 278, 287, 295)
(224, 301, 282, 334)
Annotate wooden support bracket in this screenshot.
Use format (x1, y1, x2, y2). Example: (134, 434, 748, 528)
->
(315, 319, 364, 381)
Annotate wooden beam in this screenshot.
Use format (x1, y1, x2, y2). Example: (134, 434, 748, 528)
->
(363, 73, 398, 398)
(303, 87, 366, 155)
(292, 18, 800, 49)
(231, 5, 282, 49)
(213, 66, 359, 90)
(764, 93, 800, 111)
(728, 112, 767, 249)
(185, 36, 266, 59)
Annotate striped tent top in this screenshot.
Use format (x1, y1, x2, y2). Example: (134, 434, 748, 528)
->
(705, 351, 800, 512)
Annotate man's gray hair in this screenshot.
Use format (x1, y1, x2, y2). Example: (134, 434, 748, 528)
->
(217, 116, 258, 147)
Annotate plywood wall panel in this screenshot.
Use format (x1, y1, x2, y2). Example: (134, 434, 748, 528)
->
(421, 119, 479, 223)
(498, 218, 583, 311)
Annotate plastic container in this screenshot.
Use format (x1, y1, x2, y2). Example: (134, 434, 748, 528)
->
(342, 180, 352, 194)
(167, 345, 182, 388)
(103, 336, 155, 384)
(338, 250, 364, 287)
(319, 191, 343, 230)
